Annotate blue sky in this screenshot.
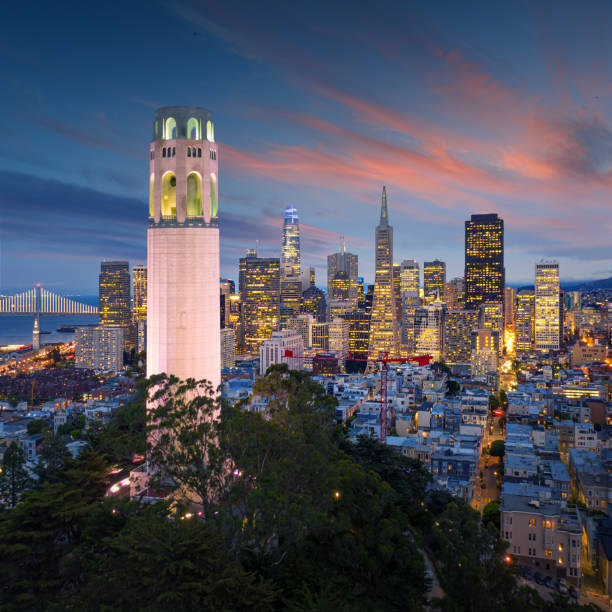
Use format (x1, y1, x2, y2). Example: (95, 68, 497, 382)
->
(1, 0, 610, 293)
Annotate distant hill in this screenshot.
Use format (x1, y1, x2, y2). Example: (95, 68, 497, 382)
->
(513, 277, 612, 292)
(563, 277, 612, 291)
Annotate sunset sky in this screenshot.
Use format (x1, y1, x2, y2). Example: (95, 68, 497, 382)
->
(1, 0, 610, 293)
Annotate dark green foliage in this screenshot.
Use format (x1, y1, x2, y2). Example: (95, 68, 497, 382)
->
(26, 419, 48, 436)
(0, 442, 31, 509)
(90, 379, 146, 465)
(35, 432, 71, 482)
(72, 504, 276, 612)
(482, 499, 501, 529)
(490, 440, 506, 457)
(445, 380, 460, 396)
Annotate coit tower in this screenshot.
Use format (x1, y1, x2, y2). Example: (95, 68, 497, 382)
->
(147, 107, 220, 388)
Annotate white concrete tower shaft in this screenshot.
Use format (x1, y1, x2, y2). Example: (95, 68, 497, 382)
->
(146, 107, 220, 388)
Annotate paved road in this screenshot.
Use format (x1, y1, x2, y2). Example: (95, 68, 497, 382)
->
(472, 415, 504, 513)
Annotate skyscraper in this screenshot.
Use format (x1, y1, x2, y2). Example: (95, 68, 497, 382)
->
(368, 187, 400, 360)
(132, 265, 147, 323)
(133, 265, 147, 354)
(535, 261, 560, 351)
(399, 260, 420, 294)
(239, 253, 280, 354)
(280, 276, 302, 328)
(341, 310, 371, 361)
(327, 243, 358, 303)
(479, 302, 504, 354)
(146, 107, 220, 388)
(504, 286, 516, 329)
(471, 328, 500, 377)
(99, 261, 131, 327)
(443, 309, 479, 365)
(301, 284, 327, 323)
(280, 205, 301, 278)
(423, 260, 446, 297)
(414, 301, 445, 361)
(465, 214, 505, 310)
(515, 291, 534, 353)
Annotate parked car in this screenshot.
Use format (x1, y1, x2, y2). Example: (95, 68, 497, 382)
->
(568, 585, 578, 600)
(544, 576, 554, 589)
(534, 571, 544, 584)
(523, 567, 534, 580)
(557, 579, 568, 595)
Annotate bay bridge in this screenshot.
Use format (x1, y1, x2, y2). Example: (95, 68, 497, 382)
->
(0, 285, 98, 349)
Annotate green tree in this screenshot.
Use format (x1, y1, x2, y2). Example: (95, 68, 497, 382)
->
(426, 500, 516, 611)
(72, 506, 277, 611)
(490, 440, 505, 457)
(0, 450, 109, 609)
(147, 374, 227, 516)
(482, 500, 501, 530)
(26, 419, 48, 436)
(0, 442, 31, 509)
(499, 389, 508, 409)
(35, 433, 71, 483)
(445, 380, 460, 396)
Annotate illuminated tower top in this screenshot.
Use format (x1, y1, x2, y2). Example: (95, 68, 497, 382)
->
(149, 106, 218, 227)
(281, 205, 301, 278)
(380, 185, 388, 226)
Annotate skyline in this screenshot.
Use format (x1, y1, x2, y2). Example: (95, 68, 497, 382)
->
(1, 0, 611, 293)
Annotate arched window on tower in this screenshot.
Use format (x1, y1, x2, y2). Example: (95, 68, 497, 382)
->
(149, 173, 155, 217)
(210, 172, 218, 217)
(206, 120, 215, 142)
(161, 172, 177, 216)
(164, 117, 177, 140)
(187, 117, 199, 140)
(186, 172, 202, 216)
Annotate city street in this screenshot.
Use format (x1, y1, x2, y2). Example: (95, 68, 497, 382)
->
(472, 414, 504, 513)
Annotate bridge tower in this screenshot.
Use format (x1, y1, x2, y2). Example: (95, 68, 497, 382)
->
(146, 107, 220, 387)
(32, 284, 41, 350)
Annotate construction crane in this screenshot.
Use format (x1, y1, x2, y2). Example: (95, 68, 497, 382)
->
(282, 349, 431, 443)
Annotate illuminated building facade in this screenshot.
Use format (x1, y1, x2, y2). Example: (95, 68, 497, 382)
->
(393, 262, 402, 321)
(311, 322, 329, 351)
(329, 270, 351, 302)
(401, 292, 421, 352)
(515, 291, 535, 353)
(301, 284, 326, 322)
(414, 301, 445, 361)
(99, 261, 131, 327)
(287, 314, 315, 348)
(368, 186, 400, 360)
(443, 309, 479, 365)
(327, 299, 353, 321)
(340, 310, 371, 360)
(75, 325, 124, 371)
(423, 260, 446, 298)
(471, 328, 500, 377)
(465, 213, 505, 310)
(132, 265, 147, 323)
(280, 205, 301, 278)
(220, 328, 235, 369)
(328, 317, 349, 358)
(146, 106, 220, 388)
(400, 260, 420, 294)
(259, 329, 303, 375)
(280, 277, 302, 328)
(239, 253, 280, 354)
(535, 261, 560, 351)
(327, 244, 358, 304)
(479, 302, 504, 353)
(504, 286, 516, 329)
